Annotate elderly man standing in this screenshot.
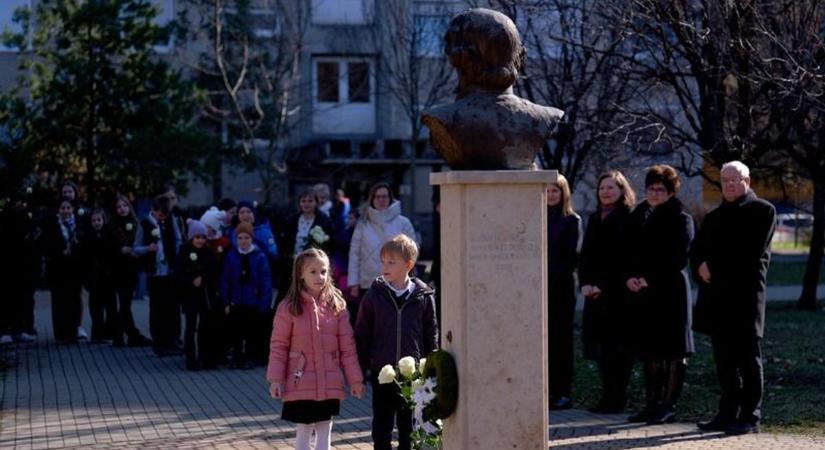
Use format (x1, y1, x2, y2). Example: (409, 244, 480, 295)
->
(691, 161, 776, 435)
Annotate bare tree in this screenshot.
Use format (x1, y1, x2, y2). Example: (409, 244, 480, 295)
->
(178, 0, 310, 204)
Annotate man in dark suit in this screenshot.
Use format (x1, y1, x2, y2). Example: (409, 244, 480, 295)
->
(691, 161, 776, 435)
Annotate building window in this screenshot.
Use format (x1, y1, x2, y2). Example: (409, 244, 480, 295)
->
(0, 0, 29, 52)
(347, 62, 369, 103)
(314, 58, 372, 104)
(413, 14, 449, 57)
(317, 62, 340, 102)
(311, 0, 373, 25)
(224, 7, 279, 39)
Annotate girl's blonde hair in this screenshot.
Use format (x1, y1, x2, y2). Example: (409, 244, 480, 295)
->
(550, 174, 576, 217)
(284, 248, 346, 316)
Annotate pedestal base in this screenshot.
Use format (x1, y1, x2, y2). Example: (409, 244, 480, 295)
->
(431, 170, 557, 450)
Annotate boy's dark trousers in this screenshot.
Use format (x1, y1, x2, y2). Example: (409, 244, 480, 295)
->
(228, 304, 262, 366)
(89, 280, 117, 340)
(148, 275, 180, 352)
(371, 375, 413, 450)
(114, 270, 141, 342)
(50, 277, 83, 342)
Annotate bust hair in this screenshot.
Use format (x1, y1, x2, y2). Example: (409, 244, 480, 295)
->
(721, 160, 750, 178)
(645, 164, 680, 194)
(597, 171, 636, 210)
(444, 9, 524, 96)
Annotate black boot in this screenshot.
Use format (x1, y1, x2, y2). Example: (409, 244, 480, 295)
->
(629, 360, 661, 423)
(648, 360, 686, 424)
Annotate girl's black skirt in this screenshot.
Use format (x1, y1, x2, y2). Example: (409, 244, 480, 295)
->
(281, 399, 341, 424)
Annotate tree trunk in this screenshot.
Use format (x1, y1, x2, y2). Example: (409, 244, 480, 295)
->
(798, 176, 825, 311)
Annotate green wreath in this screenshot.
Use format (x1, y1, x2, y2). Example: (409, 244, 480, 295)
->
(422, 349, 458, 419)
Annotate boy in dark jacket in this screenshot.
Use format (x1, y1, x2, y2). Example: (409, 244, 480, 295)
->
(219, 221, 272, 369)
(82, 209, 120, 342)
(355, 234, 438, 450)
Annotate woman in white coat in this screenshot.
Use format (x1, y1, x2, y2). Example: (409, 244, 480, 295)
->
(347, 182, 416, 299)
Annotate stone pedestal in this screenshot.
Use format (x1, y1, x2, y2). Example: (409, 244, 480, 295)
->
(431, 170, 556, 450)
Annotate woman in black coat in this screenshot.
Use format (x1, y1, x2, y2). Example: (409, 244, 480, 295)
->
(277, 189, 336, 296)
(546, 174, 581, 410)
(43, 198, 84, 344)
(624, 165, 695, 424)
(579, 171, 636, 413)
(81, 209, 120, 342)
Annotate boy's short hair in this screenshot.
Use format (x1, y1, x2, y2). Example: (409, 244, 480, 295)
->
(380, 234, 419, 265)
(151, 195, 171, 214)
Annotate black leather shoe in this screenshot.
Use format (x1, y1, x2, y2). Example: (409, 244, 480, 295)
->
(550, 397, 573, 410)
(647, 407, 676, 425)
(725, 422, 759, 435)
(697, 418, 733, 432)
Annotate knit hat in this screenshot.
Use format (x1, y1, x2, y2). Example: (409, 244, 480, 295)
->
(187, 219, 207, 240)
(235, 221, 254, 238)
(237, 200, 256, 213)
(200, 207, 226, 238)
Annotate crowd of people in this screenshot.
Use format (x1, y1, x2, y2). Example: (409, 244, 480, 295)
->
(1, 159, 776, 447)
(546, 161, 775, 437)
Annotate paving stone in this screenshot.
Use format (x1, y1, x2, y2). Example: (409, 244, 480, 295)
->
(3, 291, 825, 449)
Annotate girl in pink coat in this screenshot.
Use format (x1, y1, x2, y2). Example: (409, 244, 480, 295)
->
(267, 248, 364, 450)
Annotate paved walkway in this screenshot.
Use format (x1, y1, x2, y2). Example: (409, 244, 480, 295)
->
(2, 292, 824, 449)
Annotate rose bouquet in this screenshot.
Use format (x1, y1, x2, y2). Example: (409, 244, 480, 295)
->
(303, 225, 330, 250)
(378, 352, 457, 450)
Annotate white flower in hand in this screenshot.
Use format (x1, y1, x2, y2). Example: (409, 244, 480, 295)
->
(217, 245, 223, 253)
(151, 228, 161, 238)
(418, 358, 427, 374)
(398, 356, 417, 379)
(77, 208, 85, 216)
(189, 252, 198, 261)
(309, 225, 330, 244)
(377, 365, 397, 384)
(125, 223, 133, 231)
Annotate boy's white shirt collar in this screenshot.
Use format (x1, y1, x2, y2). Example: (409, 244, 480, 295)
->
(386, 277, 414, 297)
(238, 244, 256, 255)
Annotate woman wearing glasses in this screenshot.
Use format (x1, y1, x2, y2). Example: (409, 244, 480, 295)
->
(624, 165, 695, 424)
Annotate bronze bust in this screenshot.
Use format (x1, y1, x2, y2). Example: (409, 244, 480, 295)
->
(422, 8, 564, 170)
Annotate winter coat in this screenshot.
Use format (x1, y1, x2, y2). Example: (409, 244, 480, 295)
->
(690, 190, 775, 338)
(111, 215, 139, 277)
(624, 197, 695, 359)
(81, 227, 120, 291)
(42, 215, 83, 284)
(2, 206, 41, 285)
(354, 277, 438, 373)
(578, 205, 631, 360)
(279, 211, 336, 258)
(547, 207, 581, 329)
(133, 215, 182, 276)
(175, 242, 221, 314)
(266, 291, 364, 402)
(228, 221, 279, 261)
(219, 246, 273, 312)
(347, 201, 416, 289)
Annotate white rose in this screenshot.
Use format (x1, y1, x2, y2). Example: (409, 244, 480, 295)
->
(398, 356, 417, 379)
(26, 187, 32, 194)
(125, 223, 133, 231)
(27, 212, 33, 219)
(377, 365, 397, 384)
(151, 228, 161, 238)
(189, 252, 198, 261)
(77, 208, 85, 216)
(217, 245, 223, 253)
(418, 358, 427, 374)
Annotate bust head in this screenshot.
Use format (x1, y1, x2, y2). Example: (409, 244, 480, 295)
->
(444, 8, 524, 97)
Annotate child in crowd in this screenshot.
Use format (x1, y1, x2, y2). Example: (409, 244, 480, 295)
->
(267, 248, 364, 450)
(220, 222, 272, 369)
(111, 194, 151, 347)
(176, 219, 220, 371)
(134, 195, 182, 356)
(200, 207, 231, 262)
(355, 234, 438, 450)
(43, 198, 85, 344)
(83, 209, 119, 342)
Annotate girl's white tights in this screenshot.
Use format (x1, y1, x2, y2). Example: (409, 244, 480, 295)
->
(294, 420, 333, 450)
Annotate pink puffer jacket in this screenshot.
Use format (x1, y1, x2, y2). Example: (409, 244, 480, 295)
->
(267, 291, 363, 402)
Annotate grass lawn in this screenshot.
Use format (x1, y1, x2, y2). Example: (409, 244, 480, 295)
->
(570, 301, 825, 435)
(768, 260, 825, 286)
